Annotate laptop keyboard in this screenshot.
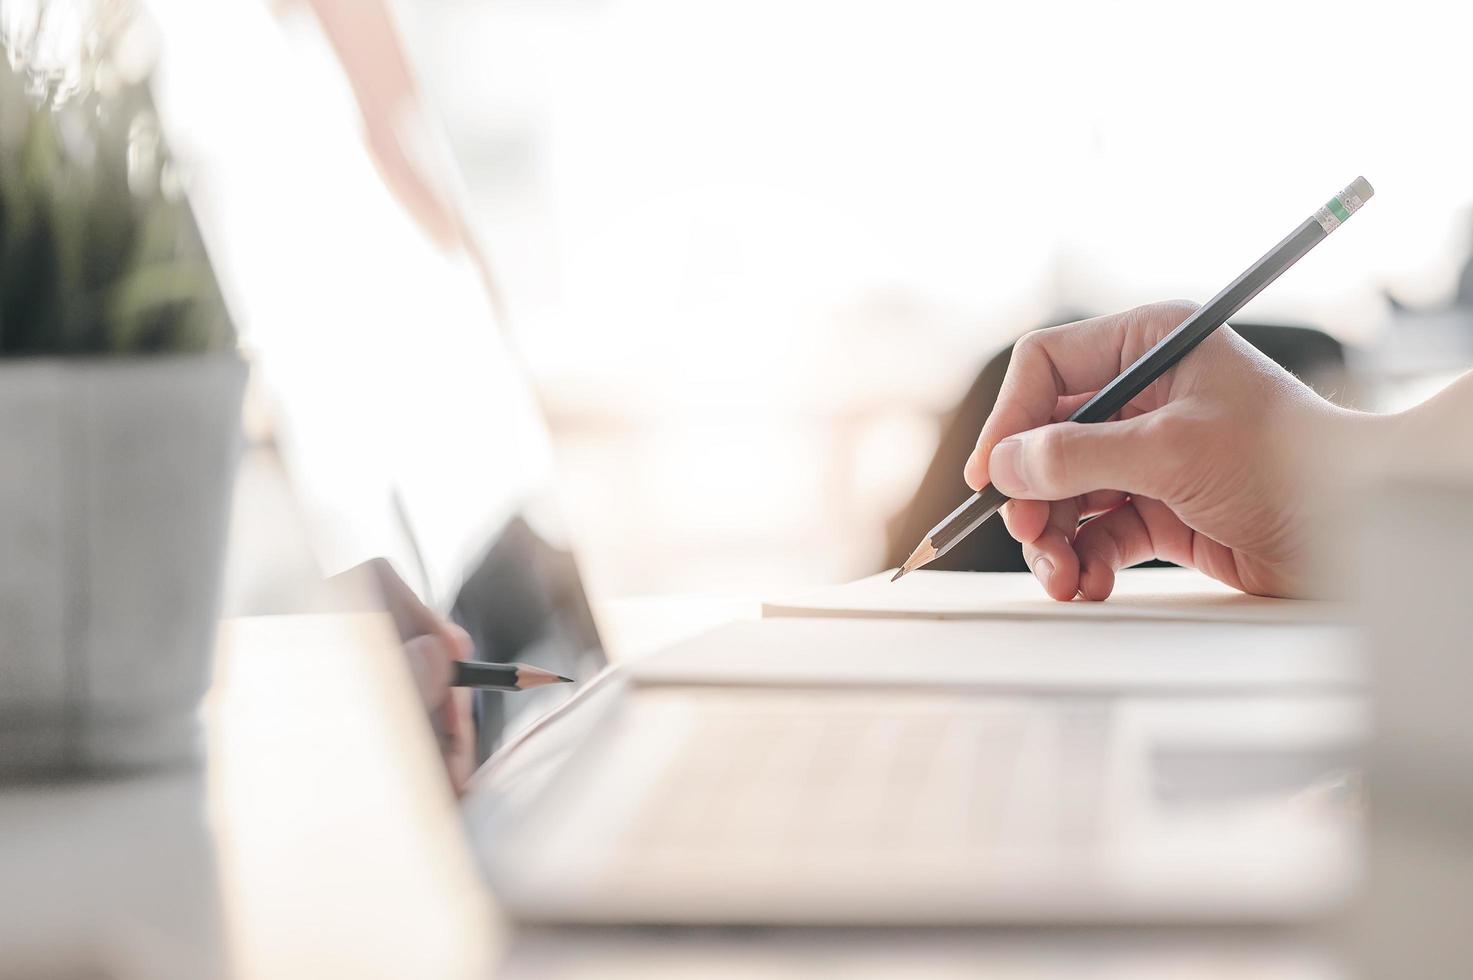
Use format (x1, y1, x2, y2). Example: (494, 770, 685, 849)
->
(483, 688, 1361, 921)
(615, 691, 1101, 860)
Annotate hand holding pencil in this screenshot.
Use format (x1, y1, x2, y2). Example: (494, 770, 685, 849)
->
(962, 300, 1367, 601)
(892, 179, 1378, 601)
(363, 557, 571, 795)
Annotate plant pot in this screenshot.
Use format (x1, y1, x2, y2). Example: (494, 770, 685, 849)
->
(0, 354, 247, 776)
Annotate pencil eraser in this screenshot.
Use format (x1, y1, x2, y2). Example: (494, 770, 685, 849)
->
(1316, 178, 1374, 233)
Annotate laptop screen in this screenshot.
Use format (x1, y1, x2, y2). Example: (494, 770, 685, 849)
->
(149, 0, 606, 755)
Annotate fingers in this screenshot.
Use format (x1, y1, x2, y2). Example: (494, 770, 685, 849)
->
(964, 303, 1196, 490)
(1000, 491, 1124, 552)
(1015, 493, 1246, 604)
(1073, 503, 1156, 601)
(1072, 496, 1196, 600)
(438, 622, 475, 660)
(1006, 492, 1198, 602)
(1021, 497, 1084, 601)
(403, 632, 462, 710)
(1052, 391, 1099, 422)
(437, 687, 476, 796)
(987, 413, 1182, 503)
(1000, 498, 1049, 544)
(1077, 489, 1128, 519)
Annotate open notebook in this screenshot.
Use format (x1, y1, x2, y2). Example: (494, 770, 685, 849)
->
(762, 567, 1342, 625)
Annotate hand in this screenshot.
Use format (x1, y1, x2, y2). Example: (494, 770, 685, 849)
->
(963, 301, 1364, 600)
(364, 558, 477, 794)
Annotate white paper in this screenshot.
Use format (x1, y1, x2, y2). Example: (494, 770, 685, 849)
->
(630, 616, 1362, 693)
(762, 568, 1342, 625)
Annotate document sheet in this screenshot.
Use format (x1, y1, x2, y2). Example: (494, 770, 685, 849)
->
(762, 568, 1341, 625)
(630, 616, 1360, 692)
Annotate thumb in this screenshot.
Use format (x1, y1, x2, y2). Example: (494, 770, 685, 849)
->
(403, 634, 455, 710)
(986, 414, 1177, 501)
(438, 622, 475, 660)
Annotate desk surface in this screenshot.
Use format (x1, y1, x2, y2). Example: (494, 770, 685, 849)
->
(0, 600, 1350, 979)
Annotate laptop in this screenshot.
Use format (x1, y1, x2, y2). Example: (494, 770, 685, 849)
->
(463, 615, 1362, 925)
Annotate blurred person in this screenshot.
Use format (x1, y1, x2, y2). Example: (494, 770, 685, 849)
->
(275, 0, 477, 259)
(234, 0, 597, 793)
(960, 300, 1473, 602)
(267, 0, 485, 793)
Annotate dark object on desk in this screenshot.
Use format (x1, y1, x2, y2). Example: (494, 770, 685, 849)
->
(890, 177, 1371, 580)
(452, 661, 574, 692)
(452, 514, 604, 762)
(887, 330, 1350, 577)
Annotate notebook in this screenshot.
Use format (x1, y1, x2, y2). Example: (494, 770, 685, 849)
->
(628, 616, 1361, 693)
(762, 567, 1341, 625)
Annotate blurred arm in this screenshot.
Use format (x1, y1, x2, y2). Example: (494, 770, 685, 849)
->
(279, 0, 462, 249)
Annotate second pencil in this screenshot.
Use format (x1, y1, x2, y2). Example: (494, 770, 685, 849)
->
(451, 661, 574, 692)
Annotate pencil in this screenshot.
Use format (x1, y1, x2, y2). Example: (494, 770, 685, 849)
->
(451, 661, 574, 692)
(893, 176, 1375, 581)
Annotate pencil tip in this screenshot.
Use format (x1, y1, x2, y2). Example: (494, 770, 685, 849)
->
(891, 538, 939, 583)
(514, 664, 578, 689)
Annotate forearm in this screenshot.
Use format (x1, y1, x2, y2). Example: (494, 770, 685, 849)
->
(1303, 369, 1473, 511)
(1393, 369, 1473, 465)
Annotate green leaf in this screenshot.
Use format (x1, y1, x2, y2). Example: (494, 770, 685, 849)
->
(0, 25, 235, 357)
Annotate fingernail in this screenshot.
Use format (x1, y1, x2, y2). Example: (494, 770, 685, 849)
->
(1032, 555, 1054, 588)
(963, 454, 984, 491)
(990, 438, 1027, 495)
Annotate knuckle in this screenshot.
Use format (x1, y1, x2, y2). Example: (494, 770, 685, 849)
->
(1156, 298, 1201, 318)
(1137, 411, 1200, 494)
(1077, 522, 1119, 569)
(1030, 425, 1072, 490)
(1011, 329, 1046, 362)
(1132, 300, 1199, 335)
(1143, 410, 1190, 454)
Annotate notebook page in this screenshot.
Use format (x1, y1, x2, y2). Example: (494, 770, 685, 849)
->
(762, 568, 1341, 625)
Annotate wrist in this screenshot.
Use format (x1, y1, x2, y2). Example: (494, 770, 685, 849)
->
(1270, 397, 1397, 534)
(1382, 369, 1473, 483)
(1329, 369, 1473, 486)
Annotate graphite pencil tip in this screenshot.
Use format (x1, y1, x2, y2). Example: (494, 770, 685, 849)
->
(891, 537, 939, 583)
(515, 664, 577, 689)
(890, 567, 906, 583)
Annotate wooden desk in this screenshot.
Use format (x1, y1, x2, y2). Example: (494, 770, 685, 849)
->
(208, 615, 500, 979)
(0, 613, 499, 980)
(0, 605, 1349, 979)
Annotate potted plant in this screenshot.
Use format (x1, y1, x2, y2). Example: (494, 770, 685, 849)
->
(0, 6, 245, 775)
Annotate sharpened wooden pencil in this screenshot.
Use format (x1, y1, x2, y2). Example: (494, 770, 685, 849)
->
(451, 661, 574, 692)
